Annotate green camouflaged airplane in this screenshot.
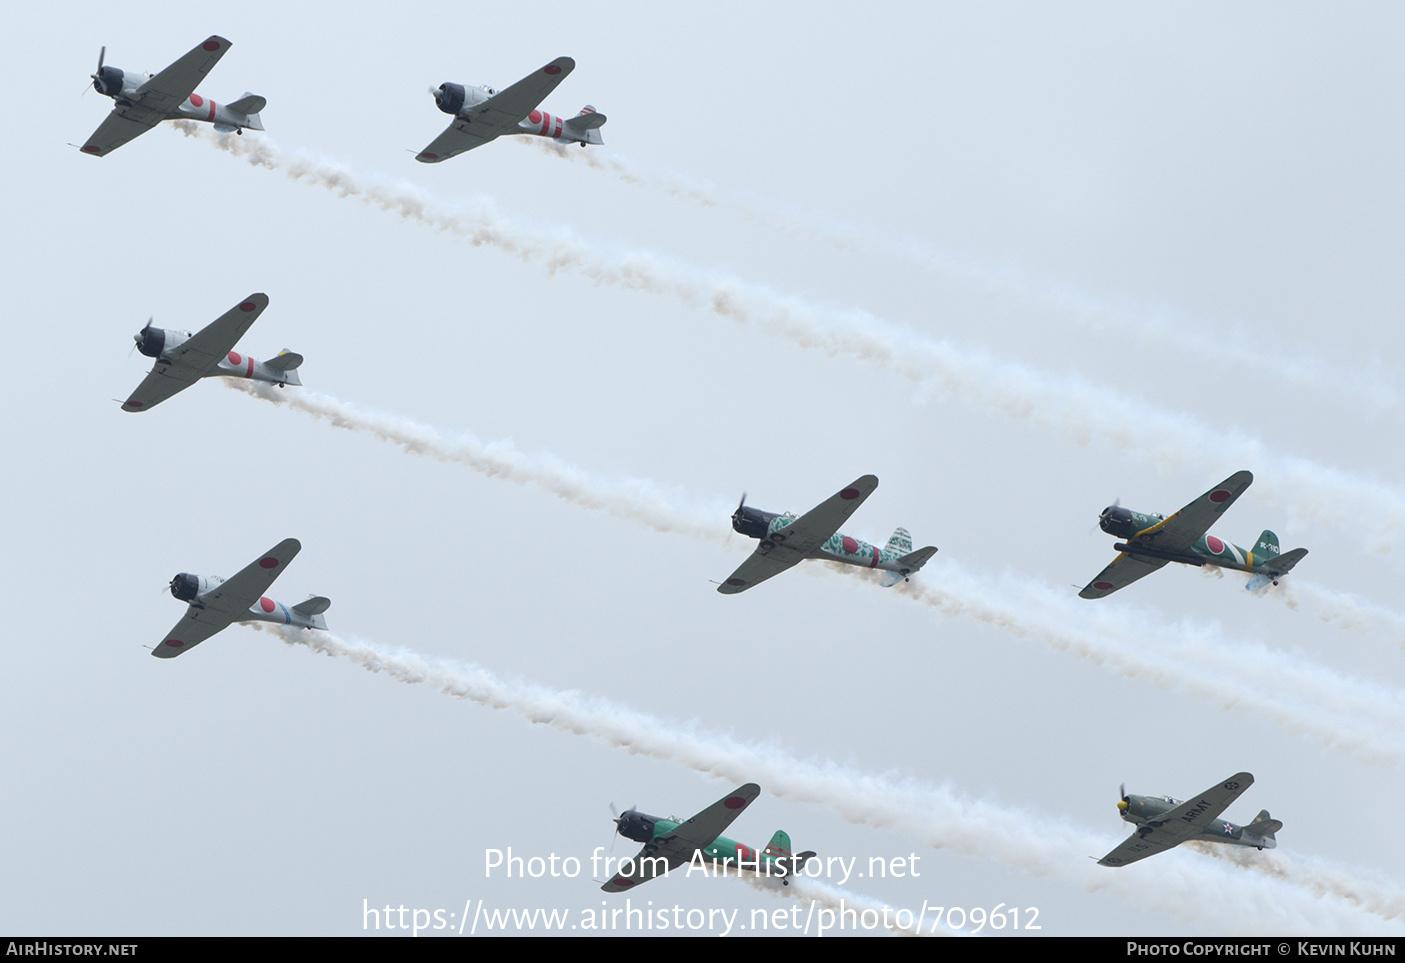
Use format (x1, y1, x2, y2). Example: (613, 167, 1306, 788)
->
(601, 784, 815, 892)
(1098, 772, 1281, 867)
(719, 475, 937, 594)
(1080, 470, 1307, 599)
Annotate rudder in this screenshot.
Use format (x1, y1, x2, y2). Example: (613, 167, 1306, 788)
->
(884, 527, 913, 556)
(1254, 530, 1281, 559)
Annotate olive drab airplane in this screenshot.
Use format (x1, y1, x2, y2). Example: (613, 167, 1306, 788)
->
(122, 293, 305, 412)
(1098, 772, 1281, 867)
(151, 539, 329, 659)
(1079, 470, 1308, 599)
(415, 56, 606, 163)
(601, 784, 816, 892)
(81, 36, 265, 157)
(719, 475, 938, 594)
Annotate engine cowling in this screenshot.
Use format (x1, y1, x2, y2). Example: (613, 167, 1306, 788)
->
(169, 573, 201, 601)
(434, 82, 466, 116)
(1098, 505, 1137, 538)
(134, 325, 189, 359)
(93, 65, 124, 97)
(169, 573, 224, 601)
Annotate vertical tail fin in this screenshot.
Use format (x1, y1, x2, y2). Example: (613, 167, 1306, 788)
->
(1254, 530, 1281, 559)
(763, 830, 813, 878)
(884, 527, 913, 556)
(1246, 809, 1282, 844)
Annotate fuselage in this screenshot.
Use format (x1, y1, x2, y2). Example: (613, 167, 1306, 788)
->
(135, 324, 301, 388)
(732, 506, 910, 574)
(92, 64, 262, 132)
(168, 573, 322, 629)
(1098, 506, 1279, 576)
(1118, 794, 1277, 850)
(432, 83, 603, 146)
(614, 810, 801, 878)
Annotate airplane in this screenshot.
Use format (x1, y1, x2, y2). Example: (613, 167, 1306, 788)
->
(1098, 772, 1281, 867)
(718, 475, 938, 594)
(122, 293, 305, 412)
(601, 783, 816, 892)
(80, 36, 265, 157)
(1079, 470, 1308, 599)
(151, 538, 329, 659)
(415, 56, 606, 163)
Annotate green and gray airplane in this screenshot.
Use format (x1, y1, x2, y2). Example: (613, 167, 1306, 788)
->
(1080, 470, 1307, 598)
(601, 783, 815, 892)
(1098, 771, 1281, 867)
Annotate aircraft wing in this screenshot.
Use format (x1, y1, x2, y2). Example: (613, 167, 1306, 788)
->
(151, 606, 238, 658)
(718, 475, 879, 594)
(1098, 773, 1254, 867)
(1131, 471, 1254, 552)
(1079, 552, 1169, 599)
(81, 107, 166, 157)
(601, 784, 760, 892)
(415, 57, 574, 163)
(121, 294, 269, 412)
(198, 538, 301, 619)
(134, 36, 232, 116)
(415, 120, 504, 163)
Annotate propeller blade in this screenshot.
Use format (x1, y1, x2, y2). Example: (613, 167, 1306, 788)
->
(97, 46, 105, 72)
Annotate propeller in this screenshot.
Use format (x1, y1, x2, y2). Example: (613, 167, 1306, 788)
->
(1092, 497, 1121, 535)
(1118, 783, 1129, 813)
(607, 801, 635, 854)
(129, 315, 152, 359)
(87, 46, 106, 95)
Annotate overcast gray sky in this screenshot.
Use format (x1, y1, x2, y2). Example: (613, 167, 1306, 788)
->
(3, 0, 1404, 937)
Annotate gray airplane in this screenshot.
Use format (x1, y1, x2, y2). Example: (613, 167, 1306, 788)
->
(151, 538, 329, 659)
(122, 293, 304, 412)
(81, 36, 265, 157)
(1098, 772, 1281, 867)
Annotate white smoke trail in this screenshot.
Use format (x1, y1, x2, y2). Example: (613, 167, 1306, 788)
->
(1274, 579, 1405, 650)
(891, 562, 1405, 765)
(739, 875, 945, 938)
(234, 380, 1405, 762)
(228, 381, 725, 543)
(249, 622, 1398, 935)
(1186, 842, 1405, 922)
(522, 139, 719, 209)
(520, 138, 1405, 415)
(176, 122, 1405, 557)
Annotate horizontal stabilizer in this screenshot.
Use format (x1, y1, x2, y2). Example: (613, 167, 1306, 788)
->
(565, 110, 607, 132)
(1269, 547, 1308, 576)
(228, 93, 267, 115)
(896, 546, 938, 574)
(1247, 810, 1282, 837)
(265, 350, 304, 372)
(291, 596, 331, 617)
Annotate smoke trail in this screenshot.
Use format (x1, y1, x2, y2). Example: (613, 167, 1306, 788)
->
(521, 137, 1405, 414)
(522, 139, 719, 209)
(176, 122, 1405, 557)
(234, 380, 1405, 761)
(228, 381, 725, 543)
(891, 562, 1405, 765)
(1186, 842, 1405, 922)
(739, 875, 945, 938)
(248, 622, 1397, 935)
(1274, 579, 1405, 649)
